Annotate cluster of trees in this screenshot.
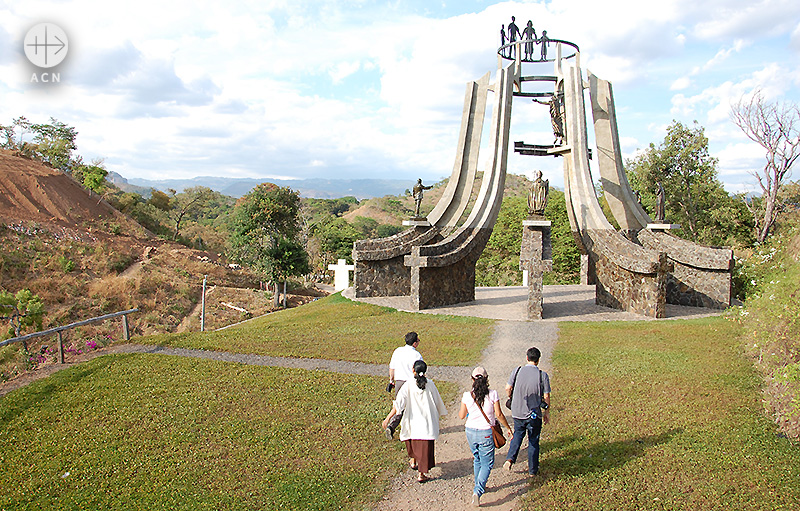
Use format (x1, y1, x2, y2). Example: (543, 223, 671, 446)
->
(626, 92, 799, 249)
(625, 120, 755, 248)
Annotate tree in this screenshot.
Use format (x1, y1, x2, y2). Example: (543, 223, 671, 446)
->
(229, 183, 307, 303)
(310, 217, 362, 266)
(76, 159, 109, 194)
(0, 289, 45, 348)
(731, 90, 800, 243)
(169, 186, 214, 241)
(626, 120, 752, 247)
(267, 237, 311, 307)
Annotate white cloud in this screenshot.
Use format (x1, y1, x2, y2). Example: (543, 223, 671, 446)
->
(0, 0, 798, 196)
(692, 0, 800, 40)
(671, 76, 691, 90)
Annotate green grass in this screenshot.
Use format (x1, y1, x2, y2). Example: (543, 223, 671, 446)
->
(138, 293, 494, 366)
(526, 317, 800, 510)
(0, 353, 418, 510)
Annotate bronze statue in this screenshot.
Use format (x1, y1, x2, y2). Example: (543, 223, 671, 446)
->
(533, 92, 564, 145)
(528, 170, 549, 216)
(507, 16, 521, 57)
(522, 20, 536, 60)
(539, 30, 550, 60)
(413, 178, 433, 218)
(655, 182, 666, 222)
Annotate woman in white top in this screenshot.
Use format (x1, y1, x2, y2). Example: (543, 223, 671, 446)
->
(382, 360, 447, 482)
(458, 366, 512, 507)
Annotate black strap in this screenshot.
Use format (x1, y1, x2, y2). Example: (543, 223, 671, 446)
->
(472, 393, 494, 427)
(509, 366, 521, 402)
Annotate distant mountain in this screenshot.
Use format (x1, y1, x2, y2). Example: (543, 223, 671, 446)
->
(110, 173, 412, 199)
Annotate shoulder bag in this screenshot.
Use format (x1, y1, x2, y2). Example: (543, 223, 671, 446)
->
(506, 366, 521, 409)
(473, 393, 506, 448)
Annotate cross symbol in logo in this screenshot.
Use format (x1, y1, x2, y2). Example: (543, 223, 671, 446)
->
(24, 23, 69, 69)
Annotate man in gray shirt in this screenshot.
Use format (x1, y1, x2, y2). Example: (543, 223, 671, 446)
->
(503, 346, 551, 475)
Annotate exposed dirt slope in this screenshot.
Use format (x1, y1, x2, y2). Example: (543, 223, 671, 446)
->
(0, 150, 146, 237)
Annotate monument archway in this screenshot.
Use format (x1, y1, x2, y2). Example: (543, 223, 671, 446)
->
(352, 24, 733, 318)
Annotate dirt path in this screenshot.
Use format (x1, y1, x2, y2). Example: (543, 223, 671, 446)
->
(375, 320, 558, 511)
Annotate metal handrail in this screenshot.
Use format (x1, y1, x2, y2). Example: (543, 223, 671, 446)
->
(497, 38, 579, 62)
(0, 308, 139, 363)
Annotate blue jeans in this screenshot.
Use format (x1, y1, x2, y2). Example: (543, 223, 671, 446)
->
(506, 416, 542, 475)
(465, 427, 495, 497)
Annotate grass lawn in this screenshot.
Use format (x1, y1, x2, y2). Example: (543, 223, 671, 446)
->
(0, 353, 462, 510)
(527, 317, 800, 510)
(137, 293, 494, 366)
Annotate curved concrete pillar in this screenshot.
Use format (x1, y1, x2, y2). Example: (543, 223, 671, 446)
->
(405, 62, 517, 310)
(560, 64, 667, 317)
(588, 72, 733, 309)
(353, 73, 492, 297)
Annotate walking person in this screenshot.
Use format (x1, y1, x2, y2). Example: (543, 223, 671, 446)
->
(382, 360, 448, 482)
(458, 367, 512, 507)
(503, 347, 551, 476)
(385, 331, 424, 438)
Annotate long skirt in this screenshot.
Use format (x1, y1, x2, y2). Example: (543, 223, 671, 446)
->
(405, 439, 435, 473)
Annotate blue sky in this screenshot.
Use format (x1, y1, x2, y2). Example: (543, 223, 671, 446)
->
(2, 0, 799, 195)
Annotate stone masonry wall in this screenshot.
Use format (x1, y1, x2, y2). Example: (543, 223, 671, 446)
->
(353, 257, 411, 298)
(410, 229, 491, 310)
(666, 262, 732, 309)
(593, 250, 667, 318)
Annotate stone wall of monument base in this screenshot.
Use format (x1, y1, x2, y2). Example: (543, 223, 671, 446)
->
(353, 257, 410, 298)
(666, 261, 732, 309)
(409, 231, 490, 310)
(593, 251, 667, 318)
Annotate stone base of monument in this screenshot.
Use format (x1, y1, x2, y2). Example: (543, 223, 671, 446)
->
(520, 219, 552, 320)
(406, 228, 490, 310)
(353, 225, 441, 298)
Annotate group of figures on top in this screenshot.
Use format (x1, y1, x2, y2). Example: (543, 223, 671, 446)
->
(500, 16, 550, 61)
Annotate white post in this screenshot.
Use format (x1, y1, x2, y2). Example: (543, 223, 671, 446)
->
(201, 275, 207, 332)
(522, 269, 529, 287)
(327, 259, 355, 292)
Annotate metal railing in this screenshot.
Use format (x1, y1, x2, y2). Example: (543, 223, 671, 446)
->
(0, 308, 138, 364)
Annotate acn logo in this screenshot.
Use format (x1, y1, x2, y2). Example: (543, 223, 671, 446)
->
(24, 23, 69, 69)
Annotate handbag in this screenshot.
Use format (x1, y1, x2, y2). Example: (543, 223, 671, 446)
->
(473, 394, 506, 448)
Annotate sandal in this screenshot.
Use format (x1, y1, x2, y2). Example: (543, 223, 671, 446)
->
(409, 459, 418, 470)
(417, 473, 430, 483)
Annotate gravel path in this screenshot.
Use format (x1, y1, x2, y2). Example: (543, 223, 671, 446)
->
(0, 344, 470, 398)
(375, 320, 558, 511)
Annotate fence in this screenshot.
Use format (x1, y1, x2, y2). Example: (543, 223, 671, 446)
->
(0, 308, 139, 364)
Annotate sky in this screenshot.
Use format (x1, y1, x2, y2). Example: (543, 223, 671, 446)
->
(1, 0, 799, 195)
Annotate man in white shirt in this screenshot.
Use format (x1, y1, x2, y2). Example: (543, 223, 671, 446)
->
(385, 331, 424, 438)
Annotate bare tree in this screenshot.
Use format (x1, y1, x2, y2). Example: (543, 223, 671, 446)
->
(731, 90, 800, 243)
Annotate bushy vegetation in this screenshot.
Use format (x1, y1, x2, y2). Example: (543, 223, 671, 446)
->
(729, 212, 800, 438)
(476, 190, 581, 286)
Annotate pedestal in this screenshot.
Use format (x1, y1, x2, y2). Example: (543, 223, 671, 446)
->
(402, 219, 432, 227)
(520, 219, 552, 320)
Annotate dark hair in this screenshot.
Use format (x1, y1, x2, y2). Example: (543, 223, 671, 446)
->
(405, 332, 419, 346)
(413, 360, 427, 390)
(527, 347, 541, 363)
(471, 374, 489, 408)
